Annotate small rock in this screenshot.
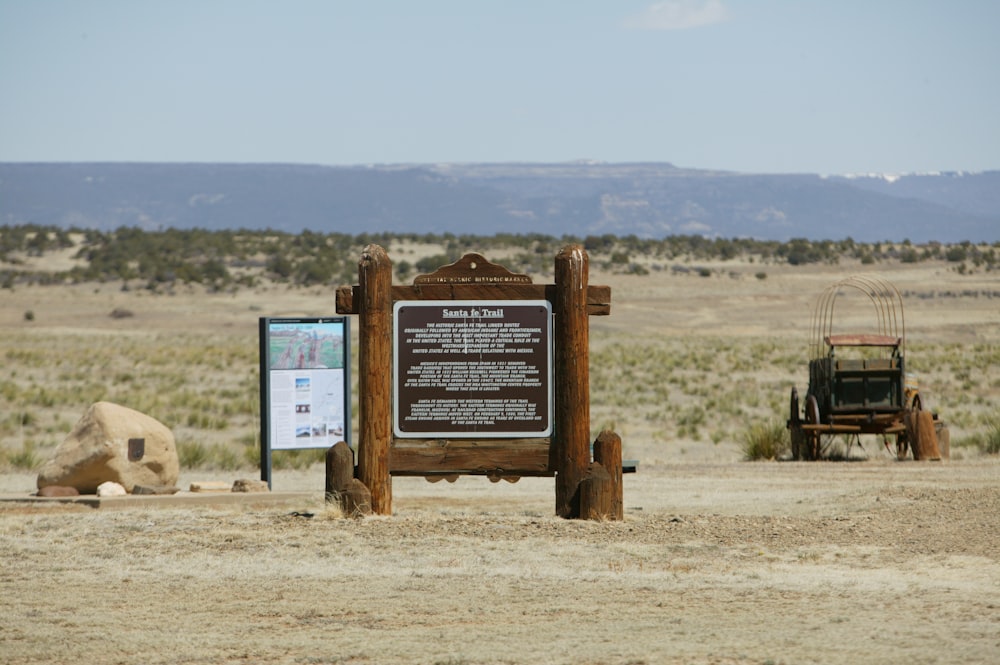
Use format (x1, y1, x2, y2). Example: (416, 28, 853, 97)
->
(96, 481, 127, 497)
(232, 479, 270, 493)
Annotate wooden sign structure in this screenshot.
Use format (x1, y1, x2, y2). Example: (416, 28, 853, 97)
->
(328, 244, 622, 520)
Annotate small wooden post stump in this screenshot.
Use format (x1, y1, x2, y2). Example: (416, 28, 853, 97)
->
(325, 441, 354, 500)
(340, 478, 373, 517)
(593, 430, 623, 520)
(910, 410, 941, 461)
(579, 462, 612, 520)
(325, 441, 372, 516)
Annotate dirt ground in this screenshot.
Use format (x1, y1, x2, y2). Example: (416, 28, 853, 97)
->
(2, 458, 999, 665)
(2, 254, 999, 664)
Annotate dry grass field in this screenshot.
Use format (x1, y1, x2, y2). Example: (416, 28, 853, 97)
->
(2, 244, 999, 664)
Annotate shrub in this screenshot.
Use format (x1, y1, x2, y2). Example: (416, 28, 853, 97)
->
(243, 442, 261, 467)
(741, 420, 789, 460)
(15, 411, 36, 427)
(395, 259, 413, 281)
(945, 246, 967, 262)
(984, 415, 1000, 455)
(414, 254, 453, 275)
(177, 439, 210, 468)
(271, 448, 325, 470)
(8, 441, 41, 470)
(209, 444, 245, 471)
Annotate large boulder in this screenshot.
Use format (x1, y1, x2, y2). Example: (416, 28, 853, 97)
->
(37, 402, 179, 493)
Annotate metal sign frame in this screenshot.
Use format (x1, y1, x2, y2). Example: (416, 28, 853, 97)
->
(258, 316, 351, 488)
(393, 299, 553, 439)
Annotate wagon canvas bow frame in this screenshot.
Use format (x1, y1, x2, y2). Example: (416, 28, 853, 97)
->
(809, 274, 906, 363)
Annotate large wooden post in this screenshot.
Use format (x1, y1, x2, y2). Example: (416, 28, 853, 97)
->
(357, 244, 392, 514)
(554, 245, 591, 518)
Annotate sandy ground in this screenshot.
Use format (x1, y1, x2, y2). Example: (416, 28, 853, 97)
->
(2, 458, 999, 665)
(2, 254, 999, 664)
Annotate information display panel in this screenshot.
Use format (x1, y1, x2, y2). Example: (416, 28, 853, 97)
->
(394, 300, 552, 438)
(259, 317, 351, 472)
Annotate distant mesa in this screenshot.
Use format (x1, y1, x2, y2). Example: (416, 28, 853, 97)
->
(0, 162, 997, 242)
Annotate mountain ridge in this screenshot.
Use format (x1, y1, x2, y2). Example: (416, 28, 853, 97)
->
(1, 162, 996, 242)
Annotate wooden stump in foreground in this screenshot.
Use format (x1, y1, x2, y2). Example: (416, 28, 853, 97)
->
(909, 410, 942, 461)
(325, 441, 372, 516)
(593, 430, 624, 520)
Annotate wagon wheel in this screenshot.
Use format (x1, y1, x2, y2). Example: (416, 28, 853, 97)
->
(789, 387, 803, 460)
(803, 394, 822, 460)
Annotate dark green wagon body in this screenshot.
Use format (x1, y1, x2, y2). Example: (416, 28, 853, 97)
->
(808, 335, 906, 418)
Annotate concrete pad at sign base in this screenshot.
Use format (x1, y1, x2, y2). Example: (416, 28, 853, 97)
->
(0, 490, 317, 511)
(189, 481, 232, 492)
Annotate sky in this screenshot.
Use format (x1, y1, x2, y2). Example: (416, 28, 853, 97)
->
(1, 0, 998, 175)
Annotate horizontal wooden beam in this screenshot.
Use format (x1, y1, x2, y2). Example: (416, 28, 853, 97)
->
(801, 424, 862, 433)
(829, 413, 903, 423)
(389, 438, 552, 477)
(336, 284, 611, 316)
(801, 423, 906, 434)
(825, 334, 901, 347)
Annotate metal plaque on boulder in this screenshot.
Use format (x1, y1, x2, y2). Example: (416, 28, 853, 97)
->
(393, 300, 552, 438)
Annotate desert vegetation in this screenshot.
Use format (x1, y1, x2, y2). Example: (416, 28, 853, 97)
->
(1, 225, 998, 473)
(0, 327, 338, 473)
(3, 226, 1000, 665)
(1, 224, 997, 291)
